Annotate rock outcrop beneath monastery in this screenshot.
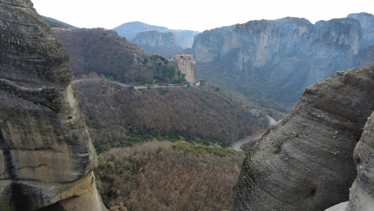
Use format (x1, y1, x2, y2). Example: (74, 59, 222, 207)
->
(231, 65, 374, 211)
(168, 54, 197, 85)
(0, 0, 106, 210)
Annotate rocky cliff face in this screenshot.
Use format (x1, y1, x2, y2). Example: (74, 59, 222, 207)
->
(172, 30, 198, 49)
(133, 30, 183, 58)
(193, 25, 235, 63)
(230, 65, 374, 211)
(347, 13, 374, 48)
(168, 55, 197, 85)
(327, 106, 374, 211)
(0, 0, 106, 210)
(345, 110, 374, 211)
(193, 14, 374, 110)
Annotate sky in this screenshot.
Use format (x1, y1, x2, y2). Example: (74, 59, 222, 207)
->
(32, 0, 374, 32)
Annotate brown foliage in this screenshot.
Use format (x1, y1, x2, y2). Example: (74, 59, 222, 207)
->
(96, 141, 245, 211)
(73, 79, 268, 150)
(53, 28, 157, 83)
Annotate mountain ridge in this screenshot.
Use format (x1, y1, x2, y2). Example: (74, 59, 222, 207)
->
(113, 21, 199, 49)
(192, 13, 374, 111)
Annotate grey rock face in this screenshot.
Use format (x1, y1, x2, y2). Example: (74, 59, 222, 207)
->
(172, 30, 199, 49)
(193, 15, 374, 109)
(346, 110, 374, 210)
(348, 13, 374, 48)
(193, 25, 235, 63)
(0, 1, 105, 210)
(133, 30, 183, 58)
(231, 66, 374, 211)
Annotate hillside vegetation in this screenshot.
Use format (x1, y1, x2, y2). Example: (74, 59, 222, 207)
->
(53, 28, 164, 84)
(73, 79, 268, 152)
(96, 141, 245, 211)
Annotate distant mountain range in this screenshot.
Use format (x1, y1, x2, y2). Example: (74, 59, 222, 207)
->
(113, 21, 199, 49)
(42, 17, 197, 58)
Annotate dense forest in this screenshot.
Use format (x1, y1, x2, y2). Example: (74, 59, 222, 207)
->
(96, 141, 245, 211)
(72, 79, 269, 152)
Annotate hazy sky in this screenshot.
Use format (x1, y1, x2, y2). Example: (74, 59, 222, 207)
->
(32, 0, 373, 32)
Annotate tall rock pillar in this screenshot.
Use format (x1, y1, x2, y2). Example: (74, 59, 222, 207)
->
(0, 0, 106, 210)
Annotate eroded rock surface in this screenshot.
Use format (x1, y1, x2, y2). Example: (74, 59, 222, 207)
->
(231, 65, 374, 211)
(324, 110, 374, 211)
(0, 0, 106, 210)
(345, 110, 374, 211)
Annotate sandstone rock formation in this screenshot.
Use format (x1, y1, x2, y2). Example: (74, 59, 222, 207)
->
(168, 54, 197, 85)
(193, 15, 374, 110)
(0, 0, 106, 210)
(193, 25, 235, 63)
(132, 30, 183, 58)
(231, 65, 374, 211)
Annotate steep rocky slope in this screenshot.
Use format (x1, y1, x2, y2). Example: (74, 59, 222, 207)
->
(132, 30, 183, 58)
(193, 14, 374, 111)
(0, 0, 105, 210)
(231, 65, 374, 211)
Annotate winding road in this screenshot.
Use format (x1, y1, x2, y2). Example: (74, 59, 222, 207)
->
(72, 78, 187, 89)
(231, 115, 277, 151)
